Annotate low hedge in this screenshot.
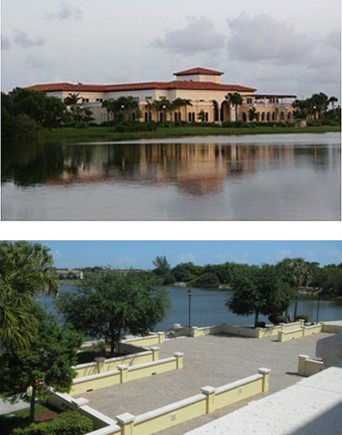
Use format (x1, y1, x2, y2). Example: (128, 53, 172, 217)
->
(12, 411, 93, 435)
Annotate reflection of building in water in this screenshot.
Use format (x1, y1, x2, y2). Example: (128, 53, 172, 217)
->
(27, 67, 296, 125)
(45, 143, 303, 196)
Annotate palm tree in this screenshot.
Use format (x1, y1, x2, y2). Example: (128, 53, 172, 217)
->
(0, 241, 58, 350)
(226, 92, 243, 122)
(152, 98, 171, 123)
(276, 258, 311, 321)
(64, 93, 80, 106)
(170, 98, 192, 122)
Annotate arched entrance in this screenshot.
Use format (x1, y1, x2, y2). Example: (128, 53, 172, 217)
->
(220, 100, 230, 122)
(212, 100, 220, 122)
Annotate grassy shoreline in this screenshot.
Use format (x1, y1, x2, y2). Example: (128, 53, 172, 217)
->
(41, 125, 341, 142)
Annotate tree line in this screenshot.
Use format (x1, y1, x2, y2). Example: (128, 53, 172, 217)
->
(151, 255, 342, 297)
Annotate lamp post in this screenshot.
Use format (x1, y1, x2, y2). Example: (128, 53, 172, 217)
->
(188, 289, 192, 329)
(316, 291, 321, 324)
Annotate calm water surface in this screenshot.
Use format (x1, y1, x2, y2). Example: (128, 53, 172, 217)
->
(2, 133, 340, 220)
(41, 284, 342, 332)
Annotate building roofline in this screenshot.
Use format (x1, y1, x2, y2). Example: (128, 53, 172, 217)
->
(173, 66, 224, 76)
(27, 80, 256, 94)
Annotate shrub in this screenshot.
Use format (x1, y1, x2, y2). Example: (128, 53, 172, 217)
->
(268, 314, 288, 325)
(255, 321, 266, 328)
(295, 314, 310, 323)
(13, 411, 93, 435)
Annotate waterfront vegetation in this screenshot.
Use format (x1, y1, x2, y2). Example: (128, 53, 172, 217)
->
(2, 88, 340, 144)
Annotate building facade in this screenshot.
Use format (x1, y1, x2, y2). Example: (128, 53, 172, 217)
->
(28, 67, 296, 124)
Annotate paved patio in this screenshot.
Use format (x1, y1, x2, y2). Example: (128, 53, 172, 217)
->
(74, 332, 332, 433)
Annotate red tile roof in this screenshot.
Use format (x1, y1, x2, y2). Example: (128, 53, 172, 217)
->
(27, 80, 256, 93)
(174, 67, 224, 76)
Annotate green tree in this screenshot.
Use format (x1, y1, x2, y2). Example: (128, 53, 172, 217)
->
(0, 241, 58, 350)
(102, 96, 140, 124)
(153, 256, 171, 275)
(276, 258, 311, 321)
(227, 264, 295, 326)
(8, 88, 66, 128)
(171, 262, 203, 283)
(226, 92, 243, 122)
(57, 269, 171, 355)
(171, 98, 192, 122)
(0, 306, 83, 422)
(67, 105, 94, 128)
(192, 272, 220, 288)
(64, 92, 81, 106)
(152, 98, 171, 122)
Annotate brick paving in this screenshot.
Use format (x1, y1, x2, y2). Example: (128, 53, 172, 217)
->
(74, 332, 331, 434)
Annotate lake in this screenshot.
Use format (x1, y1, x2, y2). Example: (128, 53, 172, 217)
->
(2, 133, 340, 220)
(40, 284, 342, 332)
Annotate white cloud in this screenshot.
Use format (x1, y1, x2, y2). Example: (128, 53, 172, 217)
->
(153, 16, 225, 55)
(227, 13, 310, 65)
(45, 0, 83, 21)
(13, 30, 45, 48)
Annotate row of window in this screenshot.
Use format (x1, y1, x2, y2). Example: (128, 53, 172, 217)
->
(143, 111, 210, 123)
(242, 112, 292, 122)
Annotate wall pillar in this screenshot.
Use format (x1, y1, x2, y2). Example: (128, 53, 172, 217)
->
(118, 364, 129, 383)
(173, 352, 184, 370)
(94, 357, 106, 374)
(150, 346, 160, 361)
(258, 368, 271, 392)
(201, 386, 216, 414)
(298, 355, 310, 376)
(157, 332, 165, 344)
(116, 412, 135, 435)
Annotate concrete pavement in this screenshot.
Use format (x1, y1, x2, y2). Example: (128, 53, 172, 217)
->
(74, 332, 331, 433)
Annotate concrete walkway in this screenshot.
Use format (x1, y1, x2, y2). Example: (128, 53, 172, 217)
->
(74, 332, 331, 434)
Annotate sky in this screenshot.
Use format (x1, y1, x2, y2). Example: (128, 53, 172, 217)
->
(2, 0, 341, 99)
(36, 240, 342, 269)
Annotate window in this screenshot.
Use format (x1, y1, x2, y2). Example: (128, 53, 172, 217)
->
(188, 112, 195, 122)
(96, 98, 103, 102)
(82, 98, 89, 103)
(145, 111, 152, 122)
(174, 112, 182, 122)
(246, 98, 253, 104)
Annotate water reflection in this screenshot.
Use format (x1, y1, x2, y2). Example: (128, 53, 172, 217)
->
(2, 134, 340, 220)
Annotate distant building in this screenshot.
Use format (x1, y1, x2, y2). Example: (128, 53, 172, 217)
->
(27, 66, 296, 124)
(56, 269, 83, 280)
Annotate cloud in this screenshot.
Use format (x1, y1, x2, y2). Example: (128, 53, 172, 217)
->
(152, 16, 225, 55)
(1, 35, 11, 50)
(45, 0, 83, 21)
(227, 13, 310, 65)
(13, 30, 45, 48)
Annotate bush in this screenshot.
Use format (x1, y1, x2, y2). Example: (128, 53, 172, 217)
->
(255, 321, 266, 328)
(295, 314, 310, 323)
(13, 411, 93, 435)
(268, 314, 288, 325)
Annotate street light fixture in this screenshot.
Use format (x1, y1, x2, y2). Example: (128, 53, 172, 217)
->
(316, 290, 322, 324)
(188, 289, 192, 329)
